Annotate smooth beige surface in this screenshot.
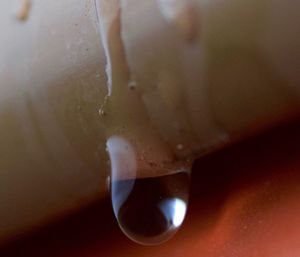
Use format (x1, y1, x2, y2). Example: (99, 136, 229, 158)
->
(0, 0, 299, 243)
(0, 0, 109, 241)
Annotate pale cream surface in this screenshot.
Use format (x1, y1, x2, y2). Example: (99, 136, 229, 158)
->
(0, 0, 299, 243)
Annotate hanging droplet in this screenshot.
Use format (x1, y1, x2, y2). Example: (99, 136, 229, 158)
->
(106, 136, 190, 245)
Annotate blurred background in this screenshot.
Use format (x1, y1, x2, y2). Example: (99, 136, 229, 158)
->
(1, 118, 299, 257)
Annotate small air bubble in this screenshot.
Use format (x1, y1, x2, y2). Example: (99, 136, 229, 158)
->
(99, 108, 106, 116)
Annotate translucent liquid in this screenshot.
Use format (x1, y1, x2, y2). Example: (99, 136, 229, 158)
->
(107, 135, 190, 245)
(111, 172, 190, 245)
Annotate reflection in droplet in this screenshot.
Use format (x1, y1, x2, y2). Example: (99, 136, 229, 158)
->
(106, 136, 190, 245)
(159, 198, 187, 227)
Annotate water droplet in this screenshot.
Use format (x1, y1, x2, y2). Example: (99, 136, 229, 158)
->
(99, 108, 106, 116)
(106, 136, 190, 245)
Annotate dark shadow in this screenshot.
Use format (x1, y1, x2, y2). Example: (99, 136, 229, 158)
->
(0, 198, 120, 257)
(187, 117, 300, 234)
